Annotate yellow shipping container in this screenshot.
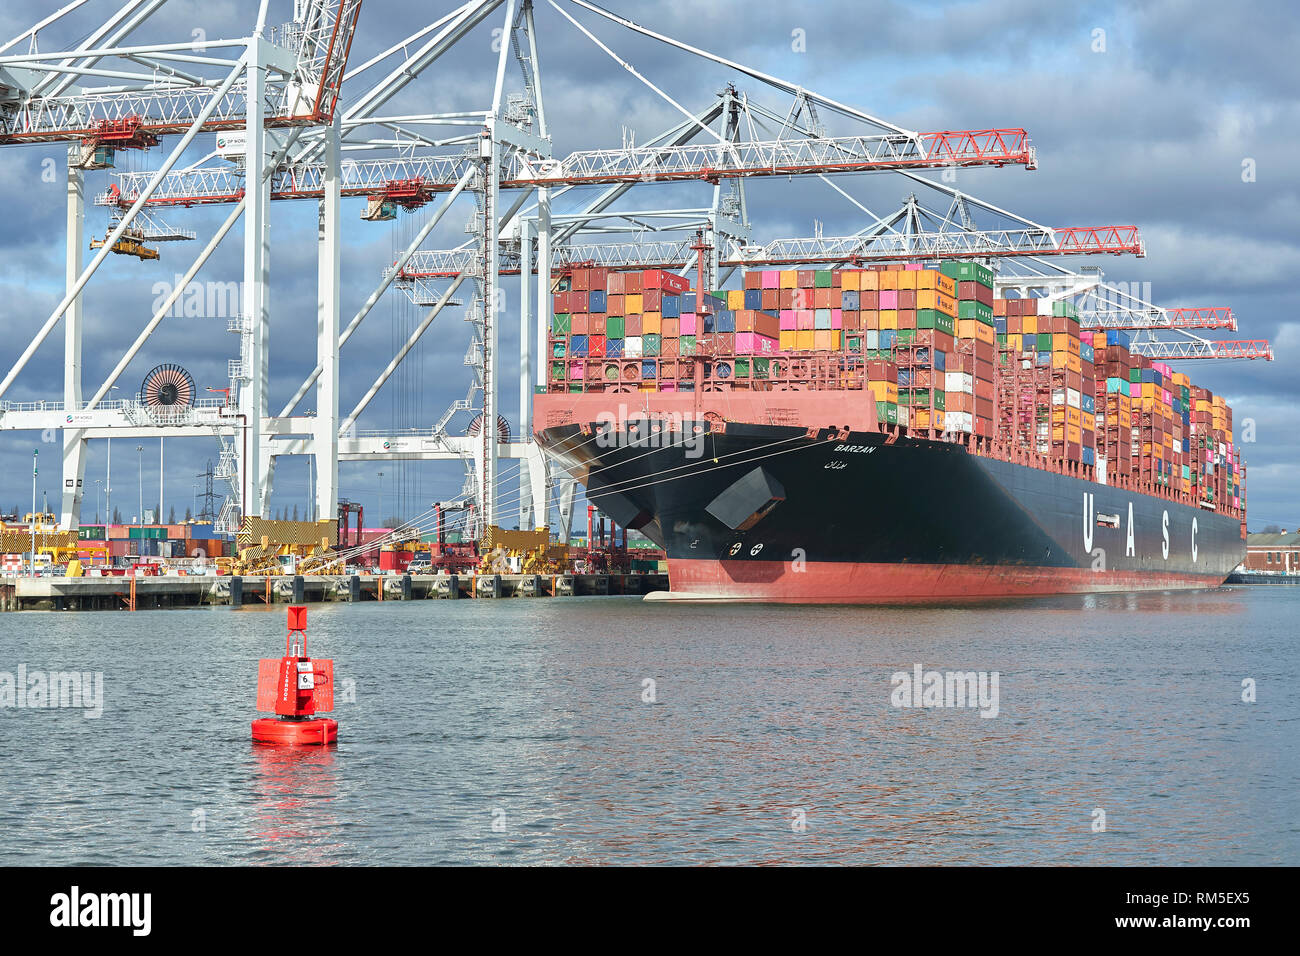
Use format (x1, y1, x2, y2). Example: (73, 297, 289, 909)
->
(878, 270, 898, 291)
(1022, 316, 1037, 334)
(868, 381, 899, 403)
(917, 289, 956, 316)
(626, 294, 643, 314)
(780, 330, 797, 350)
(896, 269, 917, 290)
(795, 330, 815, 350)
(780, 270, 798, 289)
(880, 310, 898, 330)
(863, 310, 880, 330)
(642, 312, 661, 334)
(859, 270, 879, 291)
(957, 319, 995, 344)
(814, 330, 841, 351)
(727, 289, 745, 309)
(841, 270, 861, 291)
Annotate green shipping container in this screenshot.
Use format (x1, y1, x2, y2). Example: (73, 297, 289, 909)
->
(940, 260, 994, 288)
(876, 401, 899, 425)
(753, 358, 770, 379)
(680, 335, 697, 356)
(896, 329, 916, 346)
(552, 313, 571, 334)
(128, 527, 166, 539)
(814, 270, 833, 288)
(917, 309, 955, 334)
(734, 358, 750, 378)
(78, 526, 106, 540)
(606, 316, 625, 339)
(552, 341, 567, 358)
(957, 301, 994, 322)
(550, 361, 566, 381)
(642, 333, 661, 356)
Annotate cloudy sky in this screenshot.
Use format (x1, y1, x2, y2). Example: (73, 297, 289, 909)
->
(0, 0, 1295, 530)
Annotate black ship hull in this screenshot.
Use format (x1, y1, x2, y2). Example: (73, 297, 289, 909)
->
(537, 421, 1245, 603)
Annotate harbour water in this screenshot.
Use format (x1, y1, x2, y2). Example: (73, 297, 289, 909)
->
(1, 586, 1295, 865)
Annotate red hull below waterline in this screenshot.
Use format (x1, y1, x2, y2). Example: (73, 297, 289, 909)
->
(251, 717, 338, 746)
(655, 558, 1231, 604)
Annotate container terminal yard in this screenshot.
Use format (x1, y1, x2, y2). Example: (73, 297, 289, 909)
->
(0, 0, 1274, 606)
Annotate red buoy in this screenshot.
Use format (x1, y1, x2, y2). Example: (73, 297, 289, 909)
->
(251, 606, 338, 746)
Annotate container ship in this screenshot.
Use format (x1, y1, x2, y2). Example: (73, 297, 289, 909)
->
(533, 263, 1246, 603)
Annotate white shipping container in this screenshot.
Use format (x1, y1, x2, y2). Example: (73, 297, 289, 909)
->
(947, 412, 973, 433)
(944, 372, 974, 394)
(1067, 388, 1081, 409)
(897, 406, 910, 428)
(1038, 298, 1055, 316)
(624, 336, 642, 358)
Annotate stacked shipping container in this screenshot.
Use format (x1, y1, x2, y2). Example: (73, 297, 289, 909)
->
(545, 262, 1243, 513)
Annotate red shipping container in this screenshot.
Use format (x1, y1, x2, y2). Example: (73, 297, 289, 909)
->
(643, 288, 662, 310)
(867, 360, 897, 383)
(898, 290, 917, 310)
(570, 291, 588, 312)
(553, 291, 570, 314)
(590, 314, 607, 335)
(861, 290, 878, 310)
(661, 318, 680, 338)
(797, 270, 816, 288)
(571, 268, 590, 292)
(590, 266, 609, 289)
(626, 314, 642, 336)
(624, 271, 643, 293)
(607, 272, 625, 294)
(642, 269, 688, 294)
(571, 313, 589, 334)
(744, 272, 763, 290)
(761, 289, 780, 311)
(779, 289, 795, 309)
(589, 334, 605, 358)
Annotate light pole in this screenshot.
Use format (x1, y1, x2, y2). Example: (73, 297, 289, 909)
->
(378, 471, 384, 529)
(136, 444, 144, 527)
(159, 438, 164, 525)
(30, 449, 37, 577)
(105, 386, 118, 525)
(94, 479, 103, 524)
